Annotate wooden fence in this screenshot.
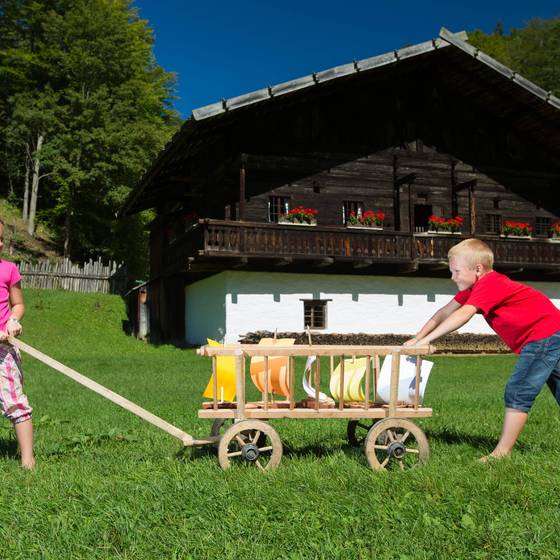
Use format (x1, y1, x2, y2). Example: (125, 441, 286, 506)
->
(19, 258, 127, 294)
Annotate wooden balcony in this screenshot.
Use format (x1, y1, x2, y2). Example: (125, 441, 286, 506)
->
(164, 220, 560, 276)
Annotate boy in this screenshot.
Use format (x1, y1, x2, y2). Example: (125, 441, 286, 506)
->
(406, 238, 560, 461)
(0, 220, 34, 469)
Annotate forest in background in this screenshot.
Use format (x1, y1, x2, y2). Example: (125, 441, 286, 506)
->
(0, 3, 558, 277)
(0, 0, 180, 276)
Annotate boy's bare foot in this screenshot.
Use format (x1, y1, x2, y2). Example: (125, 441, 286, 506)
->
(21, 458, 36, 470)
(479, 451, 510, 463)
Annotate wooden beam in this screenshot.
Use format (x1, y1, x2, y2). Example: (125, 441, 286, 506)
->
(353, 259, 373, 269)
(423, 261, 449, 271)
(274, 257, 292, 267)
(408, 182, 414, 233)
(198, 344, 435, 357)
(451, 160, 458, 217)
(396, 261, 419, 274)
(455, 179, 477, 192)
(393, 155, 401, 231)
(395, 172, 416, 187)
(239, 161, 246, 220)
(314, 257, 335, 268)
(198, 407, 433, 420)
(232, 257, 249, 269)
(469, 185, 476, 235)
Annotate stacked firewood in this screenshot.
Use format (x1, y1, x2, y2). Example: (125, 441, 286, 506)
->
(238, 331, 509, 354)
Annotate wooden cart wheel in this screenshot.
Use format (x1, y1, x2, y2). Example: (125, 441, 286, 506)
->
(364, 418, 429, 471)
(347, 420, 377, 447)
(217, 420, 283, 471)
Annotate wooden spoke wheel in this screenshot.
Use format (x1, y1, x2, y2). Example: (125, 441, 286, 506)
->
(217, 420, 283, 471)
(364, 418, 429, 471)
(347, 420, 378, 447)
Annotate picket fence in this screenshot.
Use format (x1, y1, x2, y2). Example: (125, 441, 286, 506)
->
(19, 258, 127, 294)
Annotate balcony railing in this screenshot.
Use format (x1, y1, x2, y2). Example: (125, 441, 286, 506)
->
(164, 220, 560, 271)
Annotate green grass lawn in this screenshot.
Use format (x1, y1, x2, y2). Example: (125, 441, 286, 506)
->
(1, 290, 559, 559)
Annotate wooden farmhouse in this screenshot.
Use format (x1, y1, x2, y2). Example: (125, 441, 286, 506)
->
(121, 28, 560, 345)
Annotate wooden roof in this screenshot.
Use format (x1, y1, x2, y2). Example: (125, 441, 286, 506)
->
(120, 28, 560, 216)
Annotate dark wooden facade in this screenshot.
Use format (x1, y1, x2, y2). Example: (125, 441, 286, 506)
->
(122, 31, 560, 342)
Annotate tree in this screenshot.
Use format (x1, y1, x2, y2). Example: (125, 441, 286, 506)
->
(509, 18, 560, 96)
(469, 18, 560, 95)
(0, 0, 179, 274)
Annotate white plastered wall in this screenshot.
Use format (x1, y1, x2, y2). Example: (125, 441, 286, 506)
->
(185, 273, 226, 344)
(185, 271, 560, 345)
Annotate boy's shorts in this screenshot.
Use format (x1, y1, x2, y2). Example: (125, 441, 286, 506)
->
(505, 330, 560, 412)
(0, 343, 32, 424)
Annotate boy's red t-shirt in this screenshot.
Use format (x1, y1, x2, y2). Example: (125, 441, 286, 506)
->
(454, 271, 560, 354)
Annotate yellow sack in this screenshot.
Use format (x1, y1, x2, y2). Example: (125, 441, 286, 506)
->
(202, 339, 237, 402)
(329, 357, 368, 401)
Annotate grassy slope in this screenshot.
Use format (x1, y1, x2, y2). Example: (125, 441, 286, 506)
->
(0, 199, 60, 261)
(0, 290, 559, 559)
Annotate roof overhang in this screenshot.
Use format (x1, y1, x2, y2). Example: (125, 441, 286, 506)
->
(120, 27, 560, 217)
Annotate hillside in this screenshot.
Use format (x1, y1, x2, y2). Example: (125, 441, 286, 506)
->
(0, 199, 61, 262)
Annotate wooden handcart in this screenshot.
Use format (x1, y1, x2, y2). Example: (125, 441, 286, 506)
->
(10, 338, 434, 472)
(197, 343, 435, 471)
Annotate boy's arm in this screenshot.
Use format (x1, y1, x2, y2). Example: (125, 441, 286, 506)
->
(404, 298, 463, 345)
(416, 304, 477, 345)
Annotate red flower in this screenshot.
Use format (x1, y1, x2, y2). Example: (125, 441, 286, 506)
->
(283, 206, 318, 224)
(350, 209, 385, 227)
(428, 214, 463, 232)
(503, 220, 532, 236)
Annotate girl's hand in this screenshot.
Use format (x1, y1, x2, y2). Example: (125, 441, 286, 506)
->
(0, 330, 8, 341)
(6, 318, 22, 337)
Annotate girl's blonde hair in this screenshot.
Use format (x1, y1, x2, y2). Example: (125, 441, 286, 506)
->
(448, 238, 494, 270)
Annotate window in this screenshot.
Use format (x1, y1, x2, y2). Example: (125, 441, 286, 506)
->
(485, 214, 502, 234)
(414, 204, 433, 232)
(268, 196, 290, 222)
(535, 217, 551, 237)
(303, 300, 328, 329)
(342, 200, 363, 224)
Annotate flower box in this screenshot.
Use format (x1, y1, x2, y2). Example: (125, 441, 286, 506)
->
(502, 220, 532, 238)
(280, 206, 318, 225)
(346, 225, 383, 231)
(500, 234, 531, 240)
(278, 218, 317, 226)
(347, 210, 385, 229)
(427, 215, 464, 234)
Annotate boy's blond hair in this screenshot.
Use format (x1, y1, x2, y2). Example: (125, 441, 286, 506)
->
(448, 238, 494, 270)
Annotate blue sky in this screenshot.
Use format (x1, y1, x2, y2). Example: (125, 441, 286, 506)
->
(133, 1, 559, 119)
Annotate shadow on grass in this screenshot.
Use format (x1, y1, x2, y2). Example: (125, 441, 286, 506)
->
(181, 439, 362, 464)
(182, 429, 504, 467)
(425, 427, 497, 450)
(0, 437, 18, 458)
